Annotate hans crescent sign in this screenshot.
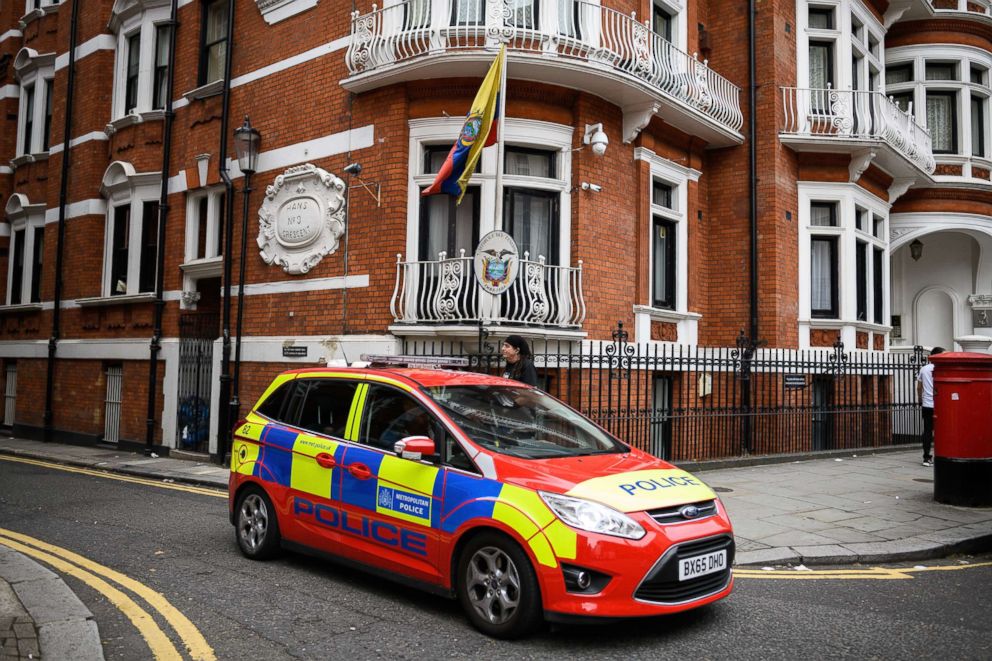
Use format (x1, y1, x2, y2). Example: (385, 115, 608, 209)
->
(257, 164, 347, 275)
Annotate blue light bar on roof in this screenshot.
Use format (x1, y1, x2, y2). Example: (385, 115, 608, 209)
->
(359, 354, 471, 369)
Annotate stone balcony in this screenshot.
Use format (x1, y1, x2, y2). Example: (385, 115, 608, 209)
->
(344, 0, 743, 147)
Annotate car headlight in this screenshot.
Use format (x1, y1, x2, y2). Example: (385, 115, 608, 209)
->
(539, 491, 645, 540)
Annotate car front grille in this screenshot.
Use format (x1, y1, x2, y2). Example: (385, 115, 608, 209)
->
(634, 534, 735, 604)
(647, 499, 718, 525)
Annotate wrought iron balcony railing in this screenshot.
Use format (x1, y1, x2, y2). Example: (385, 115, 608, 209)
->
(781, 87, 936, 175)
(347, 0, 742, 134)
(390, 251, 586, 328)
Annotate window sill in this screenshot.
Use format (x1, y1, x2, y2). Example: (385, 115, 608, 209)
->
(180, 257, 223, 279)
(9, 152, 48, 168)
(256, 0, 320, 24)
(76, 293, 157, 308)
(183, 80, 224, 102)
(106, 110, 166, 136)
(633, 305, 701, 322)
(0, 303, 43, 314)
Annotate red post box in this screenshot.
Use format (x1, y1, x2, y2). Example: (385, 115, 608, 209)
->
(931, 352, 992, 507)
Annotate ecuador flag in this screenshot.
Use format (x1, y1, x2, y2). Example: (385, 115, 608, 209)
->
(422, 46, 505, 204)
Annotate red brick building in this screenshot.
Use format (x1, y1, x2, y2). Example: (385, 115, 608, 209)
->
(0, 0, 989, 457)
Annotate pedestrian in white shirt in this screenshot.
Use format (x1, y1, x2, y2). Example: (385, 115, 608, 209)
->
(916, 347, 945, 467)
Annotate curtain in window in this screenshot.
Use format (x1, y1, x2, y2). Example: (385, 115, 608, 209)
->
(885, 65, 912, 85)
(926, 93, 955, 152)
(505, 150, 552, 178)
(405, 0, 430, 28)
(810, 239, 833, 313)
(809, 43, 832, 89)
(204, 1, 228, 83)
(153, 26, 170, 109)
(422, 190, 476, 259)
(558, 0, 580, 38)
(510, 0, 537, 29)
(451, 0, 483, 25)
(810, 204, 834, 227)
(508, 190, 554, 263)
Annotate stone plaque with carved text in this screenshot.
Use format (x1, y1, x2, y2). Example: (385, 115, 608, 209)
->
(257, 163, 347, 275)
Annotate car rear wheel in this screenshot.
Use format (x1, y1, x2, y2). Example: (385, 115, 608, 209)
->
(235, 486, 281, 560)
(456, 532, 542, 639)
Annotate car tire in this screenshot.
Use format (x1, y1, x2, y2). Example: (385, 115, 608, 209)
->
(235, 485, 281, 560)
(456, 531, 542, 639)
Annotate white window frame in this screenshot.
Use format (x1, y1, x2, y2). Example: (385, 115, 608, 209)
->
(109, 0, 171, 123)
(648, 172, 687, 313)
(632, 148, 700, 344)
(798, 182, 890, 349)
(179, 186, 225, 307)
(885, 45, 992, 176)
(13, 48, 55, 159)
(651, 0, 687, 52)
(797, 0, 885, 92)
(184, 186, 225, 263)
(407, 117, 573, 267)
(99, 161, 162, 298)
(3, 194, 45, 307)
(23, 0, 61, 19)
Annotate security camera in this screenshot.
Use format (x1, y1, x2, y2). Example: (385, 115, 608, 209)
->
(583, 123, 609, 157)
(343, 163, 362, 175)
(580, 182, 602, 192)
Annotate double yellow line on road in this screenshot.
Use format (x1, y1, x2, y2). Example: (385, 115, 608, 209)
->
(0, 454, 225, 498)
(735, 562, 992, 580)
(0, 527, 216, 660)
(0, 455, 219, 659)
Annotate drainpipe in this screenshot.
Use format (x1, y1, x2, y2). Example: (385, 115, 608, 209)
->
(43, 0, 80, 442)
(748, 0, 759, 345)
(144, 0, 179, 455)
(216, 0, 237, 464)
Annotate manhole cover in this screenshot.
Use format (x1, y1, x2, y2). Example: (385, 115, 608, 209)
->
(913, 478, 934, 484)
(712, 486, 733, 493)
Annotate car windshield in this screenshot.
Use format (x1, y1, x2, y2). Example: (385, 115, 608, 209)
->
(424, 385, 627, 459)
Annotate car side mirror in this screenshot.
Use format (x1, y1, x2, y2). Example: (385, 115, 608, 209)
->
(394, 436, 437, 462)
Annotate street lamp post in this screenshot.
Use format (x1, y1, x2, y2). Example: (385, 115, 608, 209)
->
(230, 115, 260, 441)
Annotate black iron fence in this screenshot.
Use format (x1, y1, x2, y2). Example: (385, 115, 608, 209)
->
(402, 324, 927, 462)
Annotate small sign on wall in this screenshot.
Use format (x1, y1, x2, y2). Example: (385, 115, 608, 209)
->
(783, 374, 807, 389)
(282, 345, 308, 358)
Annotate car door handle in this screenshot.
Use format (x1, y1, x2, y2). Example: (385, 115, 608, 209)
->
(348, 463, 372, 480)
(315, 453, 336, 469)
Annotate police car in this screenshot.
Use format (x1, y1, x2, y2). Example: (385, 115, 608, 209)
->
(229, 358, 734, 638)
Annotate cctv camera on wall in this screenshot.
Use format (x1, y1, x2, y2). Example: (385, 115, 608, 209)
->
(583, 123, 609, 157)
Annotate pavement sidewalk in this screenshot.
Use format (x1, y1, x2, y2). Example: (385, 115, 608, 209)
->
(0, 436, 991, 659)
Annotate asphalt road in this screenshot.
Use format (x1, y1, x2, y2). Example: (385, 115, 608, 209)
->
(1, 458, 990, 660)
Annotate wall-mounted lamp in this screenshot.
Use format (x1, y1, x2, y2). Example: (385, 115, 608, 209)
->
(583, 123, 609, 156)
(580, 182, 602, 192)
(343, 162, 381, 207)
(910, 238, 924, 261)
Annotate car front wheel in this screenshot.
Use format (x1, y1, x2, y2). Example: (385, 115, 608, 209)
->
(456, 532, 542, 639)
(235, 486, 281, 560)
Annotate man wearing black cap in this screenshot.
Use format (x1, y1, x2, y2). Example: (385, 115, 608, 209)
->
(501, 335, 538, 387)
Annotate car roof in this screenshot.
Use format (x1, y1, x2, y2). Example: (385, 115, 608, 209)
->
(282, 366, 520, 389)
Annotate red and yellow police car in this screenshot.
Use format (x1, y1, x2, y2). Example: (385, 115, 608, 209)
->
(229, 360, 734, 638)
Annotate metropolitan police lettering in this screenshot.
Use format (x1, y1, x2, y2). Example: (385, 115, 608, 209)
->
(377, 486, 431, 521)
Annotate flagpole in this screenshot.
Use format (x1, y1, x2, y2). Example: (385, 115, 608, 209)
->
(493, 44, 508, 231)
